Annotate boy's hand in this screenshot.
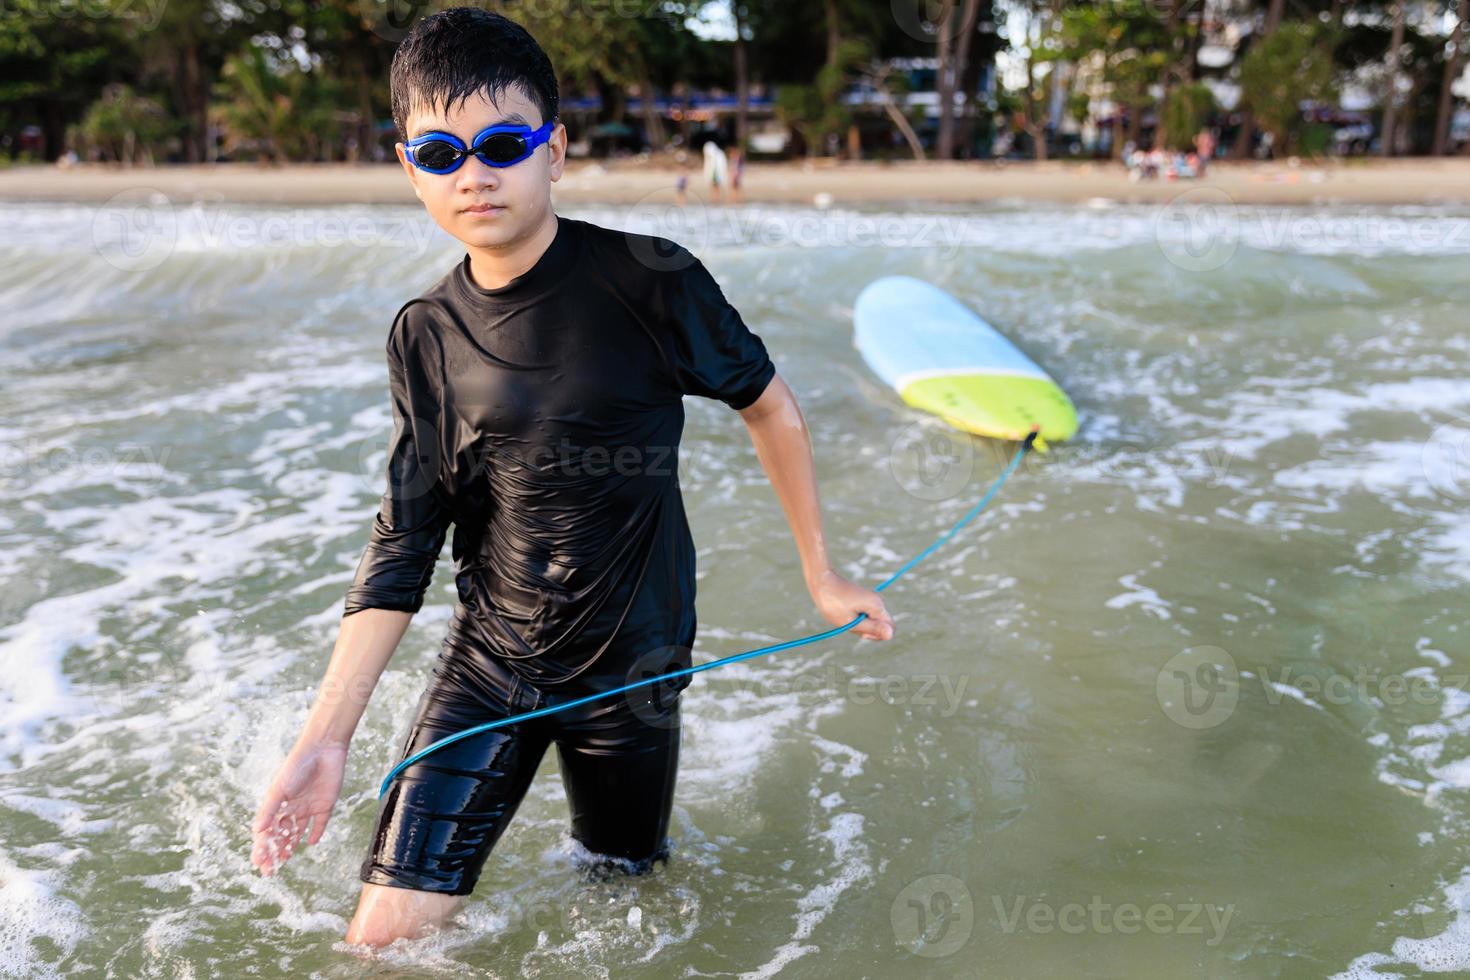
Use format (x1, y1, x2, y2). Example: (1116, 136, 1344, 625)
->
(809, 569, 895, 641)
(250, 739, 348, 877)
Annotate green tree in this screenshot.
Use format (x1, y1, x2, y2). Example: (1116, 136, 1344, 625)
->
(774, 37, 868, 157)
(1231, 0, 1288, 159)
(76, 83, 175, 163)
(138, 0, 260, 163)
(857, 59, 926, 159)
(1238, 22, 1337, 157)
(277, 0, 396, 162)
(1380, 1, 1407, 155)
(0, 0, 131, 160)
(215, 45, 340, 163)
(1433, 0, 1468, 155)
(509, 0, 689, 151)
(1152, 0, 1207, 152)
(1161, 81, 1216, 151)
(932, 0, 984, 160)
(1059, 2, 1171, 158)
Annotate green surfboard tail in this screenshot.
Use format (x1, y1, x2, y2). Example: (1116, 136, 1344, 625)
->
(898, 373, 1078, 452)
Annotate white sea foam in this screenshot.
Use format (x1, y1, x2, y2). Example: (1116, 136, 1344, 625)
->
(1105, 573, 1173, 621)
(0, 846, 87, 979)
(1334, 868, 1470, 978)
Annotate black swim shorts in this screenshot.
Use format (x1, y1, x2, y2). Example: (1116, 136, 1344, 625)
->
(358, 614, 689, 897)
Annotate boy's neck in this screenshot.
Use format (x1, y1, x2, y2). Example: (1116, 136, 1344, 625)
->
(465, 211, 559, 291)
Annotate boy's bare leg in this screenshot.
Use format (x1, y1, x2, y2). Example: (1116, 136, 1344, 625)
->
(345, 881, 467, 947)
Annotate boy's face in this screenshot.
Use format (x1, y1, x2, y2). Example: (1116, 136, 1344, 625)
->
(396, 84, 566, 250)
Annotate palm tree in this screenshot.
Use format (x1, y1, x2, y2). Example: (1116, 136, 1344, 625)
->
(1380, 1, 1407, 156)
(859, 60, 926, 159)
(1432, 0, 1468, 155)
(1232, 0, 1288, 159)
(936, 0, 984, 160)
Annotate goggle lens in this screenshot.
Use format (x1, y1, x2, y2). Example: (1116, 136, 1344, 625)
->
(473, 132, 530, 164)
(413, 140, 463, 171)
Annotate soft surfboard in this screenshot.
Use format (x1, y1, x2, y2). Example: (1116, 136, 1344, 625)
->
(853, 276, 1077, 451)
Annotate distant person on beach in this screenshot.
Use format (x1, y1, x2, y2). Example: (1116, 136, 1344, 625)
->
(1125, 145, 1161, 182)
(729, 146, 744, 205)
(672, 147, 691, 206)
(702, 136, 729, 205)
(1194, 128, 1216, 176)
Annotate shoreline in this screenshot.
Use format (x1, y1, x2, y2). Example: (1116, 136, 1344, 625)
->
(2, 158, 1470, 208)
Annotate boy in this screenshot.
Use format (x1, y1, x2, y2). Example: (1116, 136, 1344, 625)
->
(248, 7, 894, 948)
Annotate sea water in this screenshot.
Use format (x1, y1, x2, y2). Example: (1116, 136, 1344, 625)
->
(1, 196, 1468, 978)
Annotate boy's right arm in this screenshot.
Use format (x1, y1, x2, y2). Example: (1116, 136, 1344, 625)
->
(251, 321, 452, 875)
(301, 607, 413, 746)
(317, 318, 453, 741)
(249, 608, 411, 877)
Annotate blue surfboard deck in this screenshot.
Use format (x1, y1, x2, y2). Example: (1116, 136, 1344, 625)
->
(853, 275, 1078, 448)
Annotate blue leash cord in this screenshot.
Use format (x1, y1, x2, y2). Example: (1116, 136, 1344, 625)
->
(378, 430, 1038, 798)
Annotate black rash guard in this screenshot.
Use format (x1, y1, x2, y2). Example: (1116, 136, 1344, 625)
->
(342, 214, 776, 691)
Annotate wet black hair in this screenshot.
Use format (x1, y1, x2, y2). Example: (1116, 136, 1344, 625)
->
(390, 7, 560, 141)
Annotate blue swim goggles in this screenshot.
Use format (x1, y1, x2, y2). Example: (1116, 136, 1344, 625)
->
(404, 118, 557, 174)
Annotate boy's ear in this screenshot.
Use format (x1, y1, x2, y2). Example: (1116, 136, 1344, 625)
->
(393, 143, 424, 201)
(547, 122, 567, 183)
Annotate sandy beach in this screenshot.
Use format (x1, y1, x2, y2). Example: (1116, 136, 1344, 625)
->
(3, 157, 1470, 207)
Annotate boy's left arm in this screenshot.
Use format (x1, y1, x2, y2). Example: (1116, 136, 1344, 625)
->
(737, 373, 896, 642)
